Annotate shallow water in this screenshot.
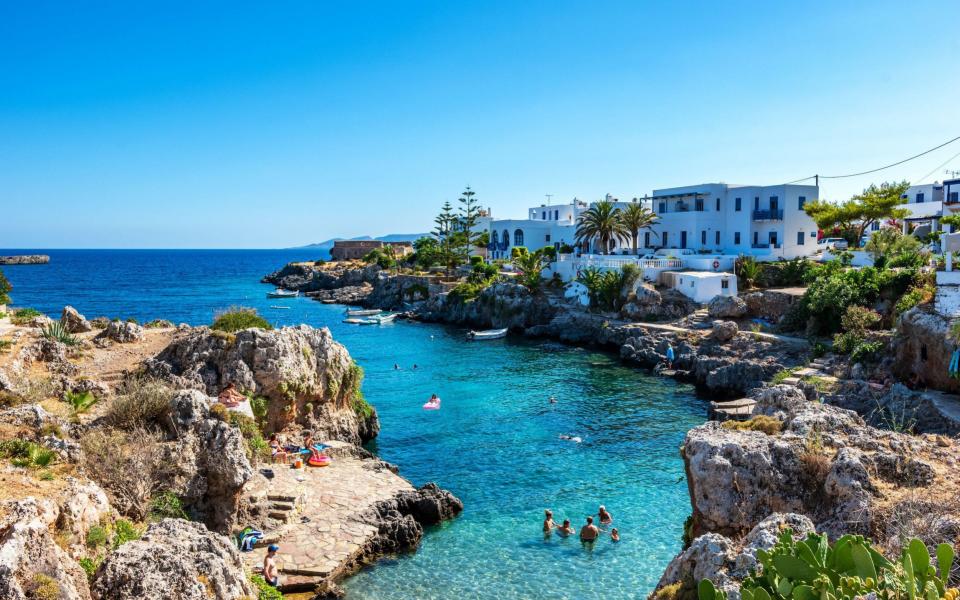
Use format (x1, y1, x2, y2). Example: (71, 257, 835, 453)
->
(2, 249, 706, 599)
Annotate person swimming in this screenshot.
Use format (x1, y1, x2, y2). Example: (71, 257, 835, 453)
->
(557, 519, 575, 537)
(559, 434, 582, 443)
(579, 516, 599, 542)
(394, 363, 400, 370)
(549, 396, 557, 404)
(611, 528, 620, 542)
(543, 510, 556, 533)
(598, 505, 613, 525)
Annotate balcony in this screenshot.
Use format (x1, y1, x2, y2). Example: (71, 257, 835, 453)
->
(752, 209, 783, 221)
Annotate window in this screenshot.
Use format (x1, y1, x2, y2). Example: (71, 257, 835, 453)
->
(715, 231, 720, 245)
(695, 198, 704, 211)
(797, 231, 805, 245)
(542, 211, 547, 220)
(769, 196, 779, 211)
(798, 196, 806, 210)
(491, 231, 498, 246)
(735, 197, 742, 211)
(753, 231, 759, 245)
(754, 197, 760, 210)
(554, 210, 559, 220)
(871, 222, 879, 231)
(662, 232, 668, 247)
(545, 234, 551, 242)
(734, 232, 741, 244)
(514, 229, 524, 246)
(716, 198, 720, 211)
(810, 231, 817, 237)
(502, 229, 509, 246)
(951, 192, 960, 203)
(644, 231, 650, 247)
(917, 192, 925, 203)
(721, 279, 729, 290)
(658, 202, 667, 213)
(701, 230, 706, 245)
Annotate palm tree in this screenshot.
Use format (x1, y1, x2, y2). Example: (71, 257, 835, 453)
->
(575, 200, 629, 254)
(620, 203, 659, 254)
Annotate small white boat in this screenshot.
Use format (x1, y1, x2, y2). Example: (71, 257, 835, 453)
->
(467, 327, 509, 340)
(343, 318, 368, 324)
(267, 288, 299, 298)
(269, 306, 291, 310)
(346, 309, 381, 317)
(371, 313, 397, 324)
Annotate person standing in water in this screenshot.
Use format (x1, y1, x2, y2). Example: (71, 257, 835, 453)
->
(557, 519, 575, 536)
(598, 505, 613, 525)
(543, 509, 556, 533)
(580, 516, 599, 542)
(611, 528, 620, 542)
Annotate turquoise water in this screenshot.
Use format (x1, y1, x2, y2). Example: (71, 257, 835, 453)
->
(2, 250, 705, 599)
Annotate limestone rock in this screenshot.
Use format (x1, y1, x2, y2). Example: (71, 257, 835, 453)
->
(60, 306, 92, 333)
(55, 479, 111, 557)
(147, 326, 378, 444)
(162, 390, 253, 531)
(362, 483, 464, 555)
(711, 320, 738, 343)
(708, 295, 748, 319)
(0, 498, 92, 600)
(741, 290, 800, 322)
(26, 314, 54, 328)
(94, 320, 144, 344)
(91, 519, 254, 600)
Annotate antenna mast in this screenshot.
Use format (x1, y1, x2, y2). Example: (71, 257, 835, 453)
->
(545, 194, 553, 206)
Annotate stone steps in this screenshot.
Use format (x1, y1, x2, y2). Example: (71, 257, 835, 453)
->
(780, 377, 801, 386)
(267, 494, 298, 503)
(279, 574, 328, 594)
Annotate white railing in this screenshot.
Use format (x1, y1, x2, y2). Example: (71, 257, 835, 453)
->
(557, 254, 684, 270)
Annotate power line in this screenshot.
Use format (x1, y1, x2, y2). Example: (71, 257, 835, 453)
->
(783, 134, 960, 185)
(915, 148, 960, 184)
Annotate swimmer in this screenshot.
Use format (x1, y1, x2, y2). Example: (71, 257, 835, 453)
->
(413, 364, 418, 370)
(559, 434, 582, 443)
(579, 516, 599, 542)
(598, 505, 613, 525)
(557, 519, 575, 537)
(611, 528, 620, 542)
(394, 363, 400, 370)
(549, 396, 557, 404)
(543, 509, 556, 533)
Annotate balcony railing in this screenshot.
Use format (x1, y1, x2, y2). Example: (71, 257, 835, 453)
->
(752, 209, 783, 221)
(751, 243, 782, 249)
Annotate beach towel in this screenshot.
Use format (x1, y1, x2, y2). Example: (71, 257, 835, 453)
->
(237, 527, 264, 552)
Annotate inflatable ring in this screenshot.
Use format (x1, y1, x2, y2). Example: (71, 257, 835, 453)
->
(307, 456, 331, 467)
(712, 260, 720, 269)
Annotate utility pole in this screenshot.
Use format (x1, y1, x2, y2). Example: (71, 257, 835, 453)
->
(545, 194, 553, 206)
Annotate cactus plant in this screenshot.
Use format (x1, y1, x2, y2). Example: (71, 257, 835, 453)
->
(698, 529, 957, 600)
(41, 321, 80, 346)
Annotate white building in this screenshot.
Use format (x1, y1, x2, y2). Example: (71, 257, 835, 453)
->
(487, 198, 586, 259)
(888, 180, 960, 237)
(661, 270, 738, 303)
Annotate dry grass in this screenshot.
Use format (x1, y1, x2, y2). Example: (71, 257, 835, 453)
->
(798, 430, 833, 509)
(874, 492, 960, 581)
(722, 415, 783, 435)
(104, 377, 172, 430)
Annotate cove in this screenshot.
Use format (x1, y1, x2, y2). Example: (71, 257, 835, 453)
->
(2, 249, 708, 599)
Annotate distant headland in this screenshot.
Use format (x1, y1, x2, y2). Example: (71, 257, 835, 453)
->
(0, 254, 49, 265)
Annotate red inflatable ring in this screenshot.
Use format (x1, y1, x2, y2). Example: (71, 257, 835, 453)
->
(712, 260, 720, 269)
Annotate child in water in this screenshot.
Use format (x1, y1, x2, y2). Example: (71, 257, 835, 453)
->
(611, 528, 620, 542)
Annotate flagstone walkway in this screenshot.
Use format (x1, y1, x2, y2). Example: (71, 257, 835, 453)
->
(242, 440, 413, 591)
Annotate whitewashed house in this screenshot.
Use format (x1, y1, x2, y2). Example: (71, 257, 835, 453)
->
(660, 270, 738, 303)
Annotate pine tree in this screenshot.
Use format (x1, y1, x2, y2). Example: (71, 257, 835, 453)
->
(455, 186, 482, 263)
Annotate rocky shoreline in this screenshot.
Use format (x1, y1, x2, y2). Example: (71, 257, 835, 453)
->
(0, 305, 461, 599)
(0, 254, 50, 265)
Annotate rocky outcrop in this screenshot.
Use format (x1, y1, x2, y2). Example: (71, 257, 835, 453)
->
(707, 295, 747, 319)
(263, 262, 381, 293)
(0, 498, 93, 600)
(417, 282, 558, 330)
(823, 379, 960, 436)
(309, 283, 373, 305)
(621, 288, 698, 322)
(683, 385, 955, 540)
(91, 519, 254, 600)
(892, 306, 957, 394)
(60, 306, 92, 333)
(656, 513, 816, 599)
(162, 390, 253, 531)
(0, 254, 49, 265)
(94, 320, 144, 344)
(711, 320, 738, 342)
(741, 289, 802, 323)
(362, 483, 464, 556)
(146, 325, 378, 443)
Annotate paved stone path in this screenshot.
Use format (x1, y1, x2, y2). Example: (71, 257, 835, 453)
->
(242, 440, 413, 589)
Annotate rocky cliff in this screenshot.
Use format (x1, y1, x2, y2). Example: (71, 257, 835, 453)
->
(0, 254, 49, 265)
(146, 324, 379, 443)
(262, 261, 381, 293)
(892, 306, 958, 394)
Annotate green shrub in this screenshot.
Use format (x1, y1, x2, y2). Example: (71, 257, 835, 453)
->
(86, 525, 109, 548)
(850, 340, 884, 363)
(0, 339, 12, 352)
(249, 574, 284, 600)
(211, 307, 272, 333)
(771, 368, 796, 385)
(209, 402, 229, 421)
(149, 491, 188, 521)
(11, 307, 43, 325)
(248, 395, 269, 429)
(144, 319, 174, 329)
(362, 248, 396, 269)
(448, 281, 488, 304)
(79, 556, 102, 582)
(1, 439, 56, 469)
(0, 267, 11, 305)
(112, 519, 142, 549)
(64, 390, 97, 415)
(41, 322, 80, 346)
(736, 257, 763, 289)
(895, 283, 935, 315)
(699, 529, 957, 600)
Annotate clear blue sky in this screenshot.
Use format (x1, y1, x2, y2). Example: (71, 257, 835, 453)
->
(1, 1, 958, 248)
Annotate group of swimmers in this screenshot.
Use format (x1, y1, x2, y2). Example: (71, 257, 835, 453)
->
(543, 506, 619, 543)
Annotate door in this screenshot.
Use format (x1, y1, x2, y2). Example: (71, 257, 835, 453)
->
(769, 231, 778, 247)
(681, 231, 687, 249)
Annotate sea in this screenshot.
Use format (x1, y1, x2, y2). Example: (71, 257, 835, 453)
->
(1, 249, 706, 600)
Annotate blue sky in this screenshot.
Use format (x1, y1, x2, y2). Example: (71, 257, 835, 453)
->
(1, 1, 958, 248)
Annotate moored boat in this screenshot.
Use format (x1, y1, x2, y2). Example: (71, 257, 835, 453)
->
(346, 309, 381, 316)
(467, 327, 508, 340)
(267, 288, 299, 298)
(371, 313, 397, 323)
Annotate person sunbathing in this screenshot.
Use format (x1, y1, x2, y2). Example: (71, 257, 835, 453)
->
(218, 382, 245, 408)
(303, 432, 323, 461)
(269, 434, 289, 464)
